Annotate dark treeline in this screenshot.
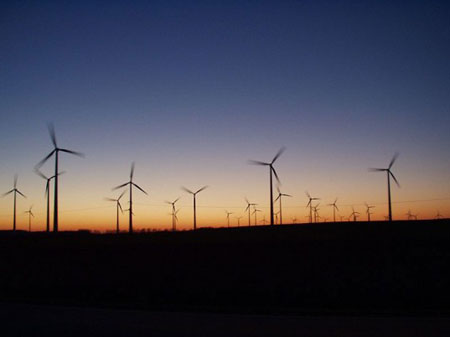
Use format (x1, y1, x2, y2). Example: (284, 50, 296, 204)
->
(0, 220, 449, 315)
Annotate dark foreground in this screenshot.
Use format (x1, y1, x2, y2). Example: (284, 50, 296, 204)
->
(2, 303, 450, 337)
(0, 220, 449, 319)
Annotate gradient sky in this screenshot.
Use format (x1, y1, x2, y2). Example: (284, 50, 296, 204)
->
(1, 0, 449, 231)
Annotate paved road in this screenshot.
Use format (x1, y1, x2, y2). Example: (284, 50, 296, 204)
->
(1, 303, 450, 336)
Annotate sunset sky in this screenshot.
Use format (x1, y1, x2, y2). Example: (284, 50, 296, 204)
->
(1, 1, 449, 231)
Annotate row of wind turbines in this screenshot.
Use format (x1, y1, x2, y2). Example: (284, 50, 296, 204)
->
(1, 124, 442, 233)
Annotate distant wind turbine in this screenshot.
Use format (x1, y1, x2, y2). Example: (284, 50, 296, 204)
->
(274, 187, 292, 225)
(113, 162, 148, 233)
(260, 215, 268, 225)
(245, 198, 257, 226)
(349, 207, 360, 222)
(252, 208, 262, 226)
(327, 198, 339, 223)
(274, 211, 280, 225)
(225, 210, 233, 228)
(235, 216, 243, 227)
(313, 204, 320, 223)
(166, 197, 180, 231)
(35, 123, 84, 232)
(306, 191, 320, 224)
(436, 211, 443, 220)
(35, 169, 64, 232)
(249, 147, 285, 226)
(182, 186, 208, 230)
(2, 175, 26, 231)
(365, 203, 375, 222)
(24, 205, 34, 232)
(369, 153, 400, 222)
(105, 190, 125, 234)
(291, 217, 297, 224)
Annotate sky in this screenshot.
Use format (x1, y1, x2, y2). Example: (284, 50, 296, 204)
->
(1, 0, 449, 231)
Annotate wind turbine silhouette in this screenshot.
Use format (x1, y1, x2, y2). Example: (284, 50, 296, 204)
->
(2, 175, 26, 231)
(35, 123, 84, 232)
(105, 190, 125, 233)
(436, 211, 443, 220)
(260, 215, 268, 225)
(365, 203, 375, 222)
(24, 205, 34, 232)
(235, 216, 243, 227)
(182, 186, 208, 230)
(306, 191, 320, 224)
(245, 198, 257, 226)
(313, 204, 320, 223)
(291, 217, 297, 224)
(249, 147, 285, 226)
(349, 207, 360, 222)
(369, 153, 400, 222)
(225, 210, 233, 228)
(327, 198, 339, 222)
(252, 208, 262, 226)
(35, 169, 64, 232)
(274, 211, 280, 225)
(113, 163, 148, 233)
(166, 197, 180, 231)
(274, 187, 292, 225)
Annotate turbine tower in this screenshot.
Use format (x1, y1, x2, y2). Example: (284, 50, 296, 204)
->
(369, 153, 400, 222)
(306, 191, 320, 224)
(2, 175, 26, 231)
(274, 187, 292, 225)
(327, 198, 339, 222)
(113, 162, 148, 233)
(35, 170, 63, 232)
(249, 147, 285, 226)
(165, 197, 180, 231)
(225, 210, 233, 228)
(35, 123, 84, 232)
(365, 203, 375, 222)
(245, 198, 257, 226)
(182, 186, 208, 230)
(105, 190, 125, 233)
(24, 205, 34, 232)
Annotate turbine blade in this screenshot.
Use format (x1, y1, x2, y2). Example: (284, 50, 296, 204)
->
(335, 205, 339, 211)
(389, 152, 399, 169)
(390, 171, 400, 187)
(16, 190, 26, 198)
(272, 167, 280, 183)
(174, 197, 180, 204)
(271, 146, 286, 164)
(118, 190, 126, 200)
(118, 202, 123, 213)
(181, 186, 194, 194)
(368, 168, 386, 172)
(195, 185, 208, 194)
(283, 194, 292, 197)
(60, 149, 85, 157)
(248, 160, 270, 166)
(47, 122, 57, 147)
(130, 162, 135, 180)
(35, 150, 56, 169)
(306, 200, 311, 207)
(305, 191, 311, 199)
(133, 183, 148, 195)
(275, 195, 280, 202)
(2, 189, 14, 197)
(112, 182, 129, 190)
(45, 182, 49, 197)
(105, 197, 116, 202)
(34, 169, 48, 180)
(14, 174, 18, 188)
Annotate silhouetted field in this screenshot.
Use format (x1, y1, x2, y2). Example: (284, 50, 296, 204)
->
(0, 220, 449, 315)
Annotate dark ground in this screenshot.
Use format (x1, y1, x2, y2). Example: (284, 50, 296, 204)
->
(0, 220, 449, 335)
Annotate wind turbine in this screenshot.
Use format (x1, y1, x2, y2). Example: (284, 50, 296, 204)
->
(365, 203, 375, 222)
(35, 123, 84, 232)
(327, 198, 339, 223)
(291, 217, 297, 224)
(225, 210, 233, 228)
(235, 216, 243, 227)
(436, 211, 443, 220)
(24, 205, 34, 232)
(349, 207, 360, 222)
(165, 197, 180, 231)
(260, 215, 268, 225)
(182, 186, 208, 230)
(2, 175, 26, 231)
(249, 147, 285, 226)
(306, 191, 320, 224)
(313, 204, 320, 223)
(105, 190, 125, 233)
(34, 169, 64, 232)
(274, 211, 280, 225)
(245, 198, 257, 226)
(252, 208, 262, 226)
(274, 187, 292, 225)
(113, 162, 148, 233)
(369, 153, 400, 222)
